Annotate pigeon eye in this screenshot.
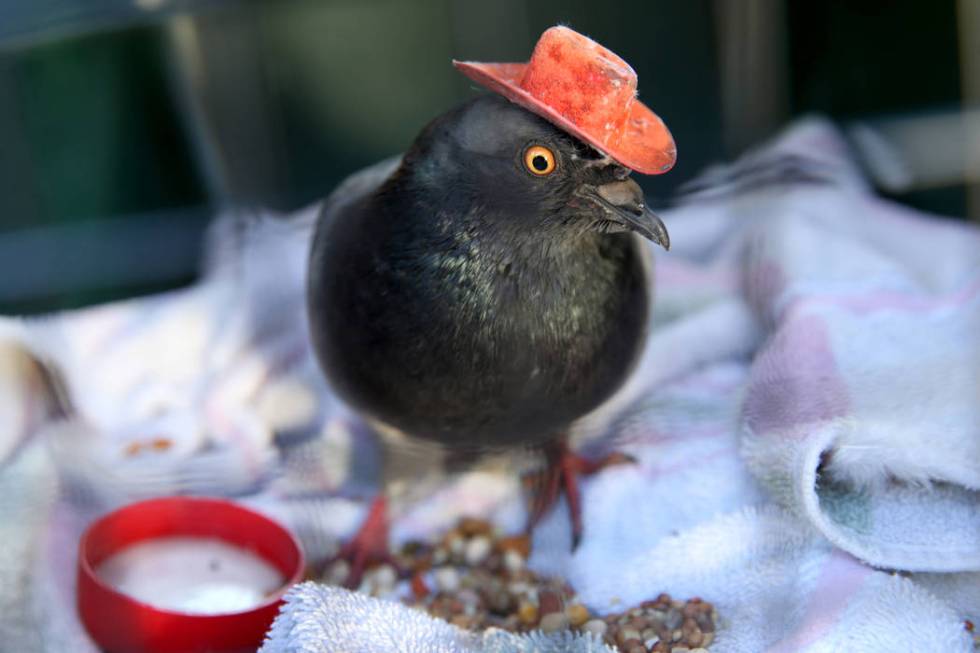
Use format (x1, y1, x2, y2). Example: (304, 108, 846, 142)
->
(523, 145, 556, 176)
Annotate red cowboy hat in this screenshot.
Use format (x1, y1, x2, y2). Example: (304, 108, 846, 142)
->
(453, 26, 676, 175)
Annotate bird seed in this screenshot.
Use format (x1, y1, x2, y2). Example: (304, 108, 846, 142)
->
(376, 518, 719, 652)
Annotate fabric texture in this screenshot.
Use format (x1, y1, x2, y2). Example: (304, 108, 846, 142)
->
(0, 119, 977, 652)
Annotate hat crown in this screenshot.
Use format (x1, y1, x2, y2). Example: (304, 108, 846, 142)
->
(451, 25, 675, 174)
(519, 27, 637, 149)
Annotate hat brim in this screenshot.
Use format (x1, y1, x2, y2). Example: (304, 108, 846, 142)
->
(453, 60, 676, 175)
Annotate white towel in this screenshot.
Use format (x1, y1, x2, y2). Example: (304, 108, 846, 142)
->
(0, 118, 977, 652)
(260, 582, 614, 653)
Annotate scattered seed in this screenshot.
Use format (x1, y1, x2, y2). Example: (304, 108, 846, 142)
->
(321, 518, 720, 648)
(325, 560, 349, 586)
(496, 535, 531, 559)
(433, 566, 460, 592)
(372, 564, 397, 593)
(539, 611, 569, 633)
(410, 571, 429, 599)
(517, 601, 539, 625)
(464, 535, 492, 566)
(538, 589, 562, 615)
(665, 608, 683, 630)
(566, 603, 590, 627)
(150, 437, 173, 451)
(432, 547, 448, 565)
(582, 619, 607, 637)
(447, 534, 465, 558)
(503, 549, 525, 572)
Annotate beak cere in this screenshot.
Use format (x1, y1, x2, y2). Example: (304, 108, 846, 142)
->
(582, 179, 671, 250)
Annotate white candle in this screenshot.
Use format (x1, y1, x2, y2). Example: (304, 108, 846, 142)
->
(96, 536, 286, 615)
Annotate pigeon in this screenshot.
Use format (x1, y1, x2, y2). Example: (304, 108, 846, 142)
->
(306, 26, 675, 586)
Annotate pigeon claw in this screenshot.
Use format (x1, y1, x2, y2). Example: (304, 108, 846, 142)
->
(323, 495, 402, 589)
(524, 440, 636, 550)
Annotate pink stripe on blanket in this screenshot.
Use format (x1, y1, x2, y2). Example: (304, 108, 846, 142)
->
(812, 276, 980, 316)
(742, 314, 849, 437)
(766, 550, 871, 653)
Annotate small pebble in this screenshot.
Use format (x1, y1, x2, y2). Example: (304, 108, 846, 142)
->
(508, 580, 531, 595)
(696, 612, 715, 633)
(691, 649, 710, 653)
(325, 559, 350, 585)
(447, 534, 465, 558)
(451, 614, 476, 629)
(371, 564, 397, 593)
(539, 611, 569, 633)
(671, 647, 691, 653)
(433, 566, 460, 592)
(503, 549, 525, 573)
(683, 617, 703, 645)
(410, 571, 429, 599)
(538, 589, 562, 615)
(432, 547, 448, 565)
(517, 601, 538, 625)
(489, 589, 513, 613)
(565, 603, 590, 627)
(458, 587, 481, 604)
(665, 608, 683, 630)
(464, 536, 492, 566)
(627, 616, 646, 631)
(581, 619, 607, 636)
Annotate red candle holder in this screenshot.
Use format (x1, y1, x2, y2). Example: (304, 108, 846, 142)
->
(77, 496, 305, 653)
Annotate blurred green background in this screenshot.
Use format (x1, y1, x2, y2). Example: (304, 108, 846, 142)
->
(0, 0, 973, 314)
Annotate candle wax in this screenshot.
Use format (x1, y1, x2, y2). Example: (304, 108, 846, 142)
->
(96, 536, 285, 615)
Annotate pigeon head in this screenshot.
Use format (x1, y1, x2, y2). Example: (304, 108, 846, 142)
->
(396, 95, 670, 250)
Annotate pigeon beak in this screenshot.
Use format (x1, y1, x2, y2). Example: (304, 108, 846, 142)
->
(579, 179, 670, 251)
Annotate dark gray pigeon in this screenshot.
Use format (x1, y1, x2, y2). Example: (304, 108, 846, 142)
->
(306, 94, 670, 586)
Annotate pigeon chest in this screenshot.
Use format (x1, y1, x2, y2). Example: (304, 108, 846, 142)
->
(312, 219, 650, 448)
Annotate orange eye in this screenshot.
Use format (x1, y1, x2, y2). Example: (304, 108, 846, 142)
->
(523, 145, 556, 176)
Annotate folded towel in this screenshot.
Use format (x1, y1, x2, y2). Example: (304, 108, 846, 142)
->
(1, 118, 976, 652)
(728, 123, 980, 572)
